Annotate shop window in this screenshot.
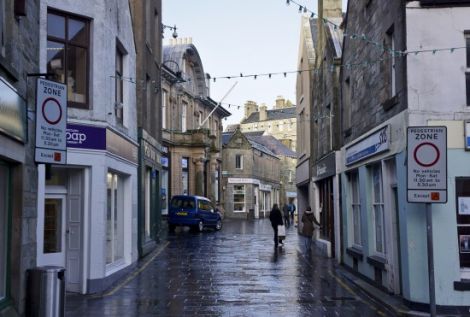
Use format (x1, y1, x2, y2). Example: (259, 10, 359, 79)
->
(371, 164, 386, 255)
(0, 163, 10, 302)
(106, 172, 124, 265)
(47, 11, 89, 109)
(456, 178, 470, 269)
(466, 32, 470, 106)
(144, 168, 152, 242)
(182, 158, 189, 195)
(161, 168, 169, 215)
(233, 185, 245, 212)
(350, 170, 362, 247)
(235, 154, 243, 169)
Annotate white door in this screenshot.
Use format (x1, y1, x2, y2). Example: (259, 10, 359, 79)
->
(42, 194, 67, 268)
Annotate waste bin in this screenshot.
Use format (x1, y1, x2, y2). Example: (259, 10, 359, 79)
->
(27, 266, 65, 317)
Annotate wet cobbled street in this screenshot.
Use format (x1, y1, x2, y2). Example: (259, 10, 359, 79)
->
(66, 219, 394, 316)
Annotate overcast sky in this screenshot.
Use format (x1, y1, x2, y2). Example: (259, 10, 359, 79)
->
(162, 0, 348, 127)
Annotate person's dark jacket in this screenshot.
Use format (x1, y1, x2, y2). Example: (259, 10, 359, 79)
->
(282, 204, 289, 217)
(269, 206, 283, 228)
(301, 210, 320, 236)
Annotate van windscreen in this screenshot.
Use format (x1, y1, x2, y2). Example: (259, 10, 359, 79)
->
(171, 197, 195, 209)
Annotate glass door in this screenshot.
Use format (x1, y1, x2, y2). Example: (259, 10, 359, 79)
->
(42, 195, 66, 267)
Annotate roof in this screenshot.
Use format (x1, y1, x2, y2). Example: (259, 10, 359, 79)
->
(222, 132, 233, 146)
(222, 131, 278, 158)
(246, 135, 297, 158)
(248, 140, 277, 157)
(241, 107, 296, 124)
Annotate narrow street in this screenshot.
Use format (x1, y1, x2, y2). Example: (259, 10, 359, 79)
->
(66, 219, 394, 317)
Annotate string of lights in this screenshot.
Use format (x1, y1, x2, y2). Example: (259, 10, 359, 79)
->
(210, 44, 466, 82)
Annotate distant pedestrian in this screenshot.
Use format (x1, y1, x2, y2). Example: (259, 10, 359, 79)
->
(282, 203, 290, 227)
(269, 203, 284, 247)
(301, 206, 321, 253)
(289, 203, 296, 223)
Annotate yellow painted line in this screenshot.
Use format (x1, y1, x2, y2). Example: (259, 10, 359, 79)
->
(93, 241, 170, 298)
(328, 270, 386, 316)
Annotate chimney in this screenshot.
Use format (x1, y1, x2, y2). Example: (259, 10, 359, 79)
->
(319, 0, 342, 19)
(275, 96, 286, 109)
(259, 104, 268, 121)
(244, 101, 258, 120)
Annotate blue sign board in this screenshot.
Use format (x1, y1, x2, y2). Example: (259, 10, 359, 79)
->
(345, 125, 390, 166)
(66, 123, 106, 150)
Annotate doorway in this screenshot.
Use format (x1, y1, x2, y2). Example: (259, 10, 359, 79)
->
(39, 168, 84, 293)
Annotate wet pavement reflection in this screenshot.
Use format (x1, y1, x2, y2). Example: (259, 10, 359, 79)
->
(66, 219, 394, 316)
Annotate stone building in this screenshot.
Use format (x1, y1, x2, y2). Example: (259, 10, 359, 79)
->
(239, 96, 296, 151)
(238, 96, 297, 206)
(161, 39, 230, 208)
(129, 0, 165, 258)
(36, 0, 138, 294)
(306, 0, 343, 260)
(339, 0, 470, 312)
(295, 15, 316, 225)
(0, 1, 39, 315)
(221, 130, 281, 219)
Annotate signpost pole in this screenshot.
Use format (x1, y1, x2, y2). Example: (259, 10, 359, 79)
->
(426, 202, 436, 317)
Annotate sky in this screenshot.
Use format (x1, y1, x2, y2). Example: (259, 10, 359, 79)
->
(162, 0, 348, 128)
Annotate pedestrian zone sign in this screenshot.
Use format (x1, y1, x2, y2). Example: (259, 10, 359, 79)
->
(35, 78, 67, 164)
(407, 126, 447, 203)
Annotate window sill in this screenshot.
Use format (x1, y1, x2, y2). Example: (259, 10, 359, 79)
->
(346, 247, 364, 260)
(367, 255, 387, 270)
(454, 279, 470, 291)
(381, 95, 398, 111)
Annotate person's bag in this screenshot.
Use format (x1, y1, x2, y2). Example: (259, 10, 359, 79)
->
(278, 224, 286, 238)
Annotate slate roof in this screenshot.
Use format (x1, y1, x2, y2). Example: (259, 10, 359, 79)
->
(246, 135, 297, 158)
(221, 131, 278, 158)
(241, 107, 296, 124)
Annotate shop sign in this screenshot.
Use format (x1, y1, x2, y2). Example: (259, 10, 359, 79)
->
(35, 79, 67, 164)
(345, 125, 390, 166)
(407, 126, 447, 203)
(465, 120, 470, 150)
(313, 152, 336, 180)
(0, 77, 26, 142)
(259, 183, 272, 191)
(143, 140, 160, 164)
(106, 129, 138, 164)
(66, 124, 106, 150)
(161, 157, 169, 167)
(228, 177, 260, 185)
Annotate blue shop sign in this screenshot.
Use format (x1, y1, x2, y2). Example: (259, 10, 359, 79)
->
(161, 156, 169, 167)
(345, 125, 390, 166)
(466, 121, 470, 151)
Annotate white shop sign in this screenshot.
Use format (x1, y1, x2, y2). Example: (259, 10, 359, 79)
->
(407, 126, 447, 203)
(228, 177, 260, 185)
(35, 79, 67, 164)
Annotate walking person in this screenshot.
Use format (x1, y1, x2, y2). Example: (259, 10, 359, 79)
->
(269, 203, 284, 247)
(282, 203, 290, 227)
(289, 203, 296, 224)
(301, 206, 321, 253)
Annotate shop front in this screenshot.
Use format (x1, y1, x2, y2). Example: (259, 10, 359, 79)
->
(36, 123, 138, 294)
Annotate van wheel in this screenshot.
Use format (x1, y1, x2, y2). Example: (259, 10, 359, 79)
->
(215, 220, 222, 231)
(197, 220, 204, 232)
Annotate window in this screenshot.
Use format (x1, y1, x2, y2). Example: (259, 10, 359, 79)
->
(145, 1, 151, 44)
(235, 154, 243, 169)
(115, 46, 124, 124)
(455, 178, 470, 270)
(0, 162, 10, 302)
(350, 171, 362, 247)
(466, 32, 470, 106)
(106, 172, 124, 265)
(371, 164, 385, 254)
(47, 11, 89, 109)
(146, 75, 151, 128)
(0, 0, 5, 56)
(153, 10, 159, 53)
(43, 199, 63, 253)
(385, 26, 396, 98)
(233, 185, 245, 212)
(182, 102, 187, 132)
(162, 90, 167, 129)
(198, 110, 203, 127)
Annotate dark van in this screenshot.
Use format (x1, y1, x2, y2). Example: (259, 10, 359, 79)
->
(168, 195, 222, 232)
